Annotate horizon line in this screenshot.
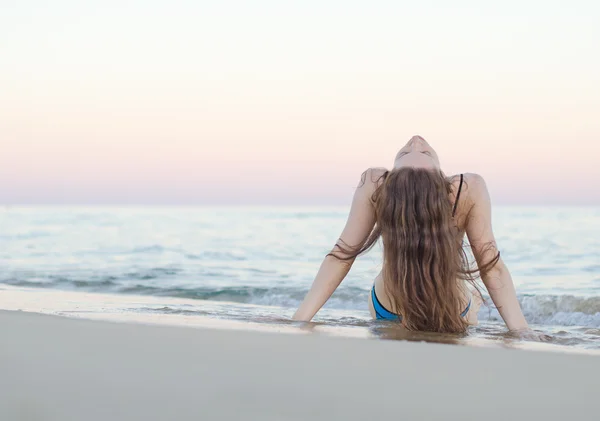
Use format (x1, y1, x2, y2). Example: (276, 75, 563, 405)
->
(2, 203, 599, 209)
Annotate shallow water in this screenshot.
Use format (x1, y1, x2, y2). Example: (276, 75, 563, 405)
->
(1, 206, 599, 350)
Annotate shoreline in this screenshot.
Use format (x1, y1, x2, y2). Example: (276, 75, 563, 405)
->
(1, 284, 599, 355)
(1, 309, 599, 420)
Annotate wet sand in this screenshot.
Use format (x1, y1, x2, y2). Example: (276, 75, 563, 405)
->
(1, 309, 599, 421)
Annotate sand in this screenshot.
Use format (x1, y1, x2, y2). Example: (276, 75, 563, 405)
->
(1, 310, 599, 421)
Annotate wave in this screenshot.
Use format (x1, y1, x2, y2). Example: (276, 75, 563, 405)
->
(0, 276, 366, 307)
(2, 277, 600, 328)
(185, 251, 247, 261)
(0, 231, 54, 240)
(516, 295, 600, 327)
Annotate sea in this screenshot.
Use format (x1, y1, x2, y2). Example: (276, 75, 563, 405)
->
(1, 206, 599, 351)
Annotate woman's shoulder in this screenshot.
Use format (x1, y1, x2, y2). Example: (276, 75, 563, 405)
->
(358, 167, 388, 189)
(461, 173, 489, 196)
(450, 173, 491, 220)
(450, 172, 488, 192)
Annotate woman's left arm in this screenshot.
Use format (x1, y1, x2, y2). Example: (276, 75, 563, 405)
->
(292, 169, 380, 322)
(465, 174, 550, 341)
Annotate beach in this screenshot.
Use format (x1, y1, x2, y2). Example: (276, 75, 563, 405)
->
(1, 206, 599, 420)
(1, 308, 599, 421)
(2, 206, 600, 349)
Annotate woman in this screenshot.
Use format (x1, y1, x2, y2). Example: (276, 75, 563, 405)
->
(293, 135, 547, 340)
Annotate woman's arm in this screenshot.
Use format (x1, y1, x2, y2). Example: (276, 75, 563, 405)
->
(465, 174, 548, 340)
(292, 169, 381, 322)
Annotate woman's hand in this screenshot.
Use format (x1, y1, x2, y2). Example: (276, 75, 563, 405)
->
(508, 328, 552, 342)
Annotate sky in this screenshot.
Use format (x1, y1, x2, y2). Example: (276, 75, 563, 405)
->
(1, 0, 599, 205)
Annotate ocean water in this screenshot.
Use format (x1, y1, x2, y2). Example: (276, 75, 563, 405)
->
(1, 206, 599, 350)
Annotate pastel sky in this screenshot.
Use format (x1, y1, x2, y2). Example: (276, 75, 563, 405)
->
(1, 0, 599, 205)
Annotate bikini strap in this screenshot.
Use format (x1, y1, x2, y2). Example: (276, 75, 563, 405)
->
(452, 174, 464, 217)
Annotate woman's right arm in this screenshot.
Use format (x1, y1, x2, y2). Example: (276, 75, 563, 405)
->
(292, 168, 381, 322)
